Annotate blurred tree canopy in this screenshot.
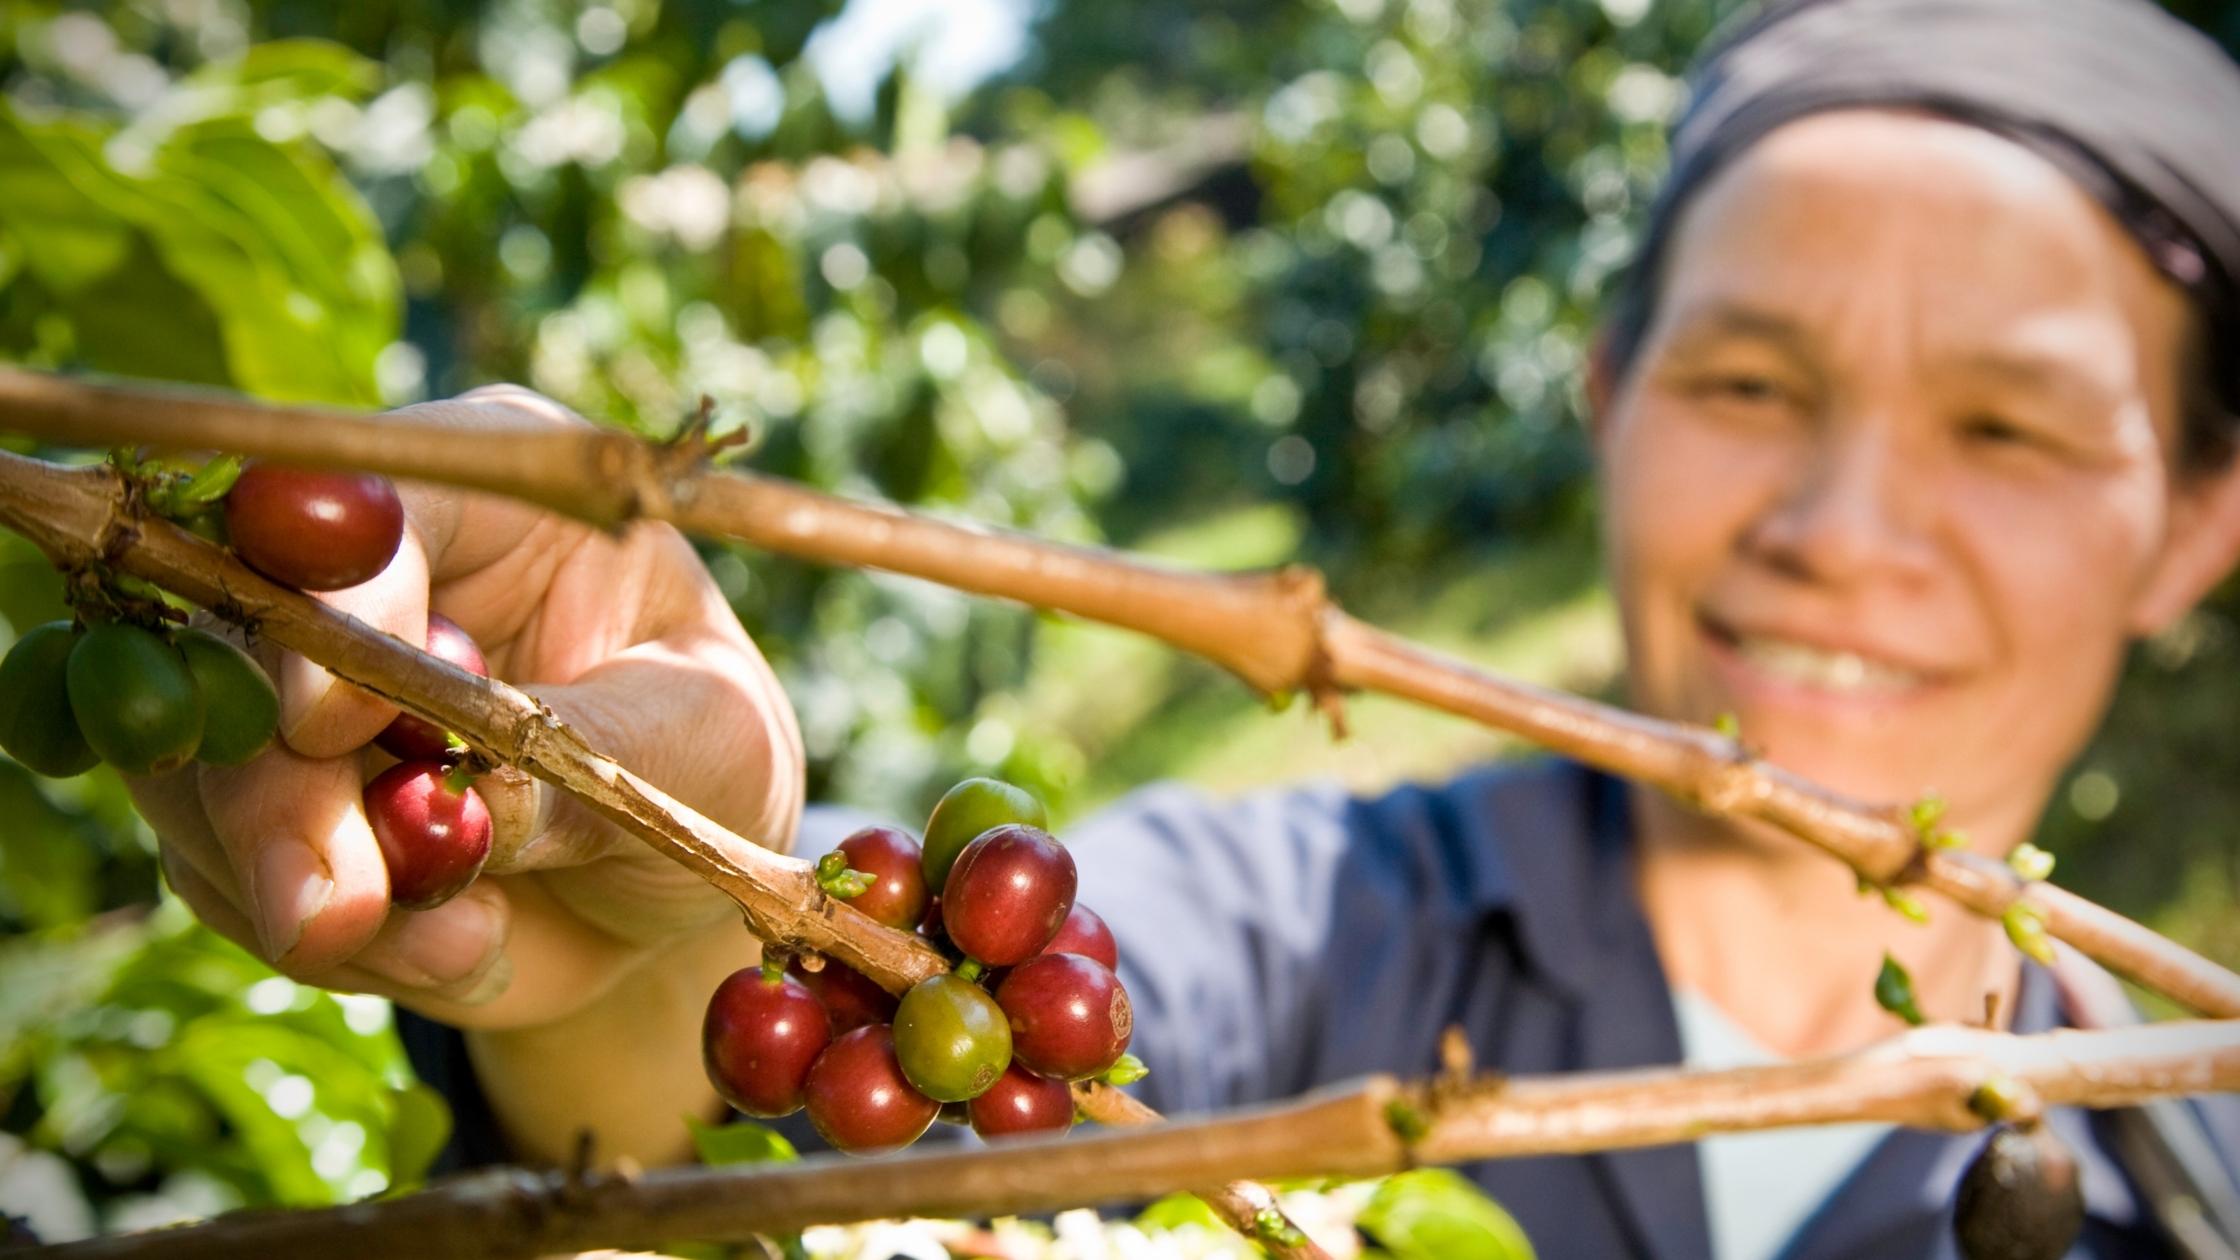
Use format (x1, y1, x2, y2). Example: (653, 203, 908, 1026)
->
(0, 0, 2235, 1244)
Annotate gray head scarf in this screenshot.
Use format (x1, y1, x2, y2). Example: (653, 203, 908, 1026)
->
(1615, 0, 2240, 465)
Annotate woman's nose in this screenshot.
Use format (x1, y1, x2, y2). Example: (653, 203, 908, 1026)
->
(1742, 422, 1938, 587)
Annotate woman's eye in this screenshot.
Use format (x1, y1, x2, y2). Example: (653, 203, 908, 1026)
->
(1698, 373, 1790, 405)
(1958, 413, 2040, 448)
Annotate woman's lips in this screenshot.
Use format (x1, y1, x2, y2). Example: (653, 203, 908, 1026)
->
(1697, 614, 1945, 703)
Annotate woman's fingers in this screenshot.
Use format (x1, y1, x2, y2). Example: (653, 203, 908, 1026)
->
(276, 531, 430, 760)
(196, 751, 391, 972)
(159, 845, 508, 1009)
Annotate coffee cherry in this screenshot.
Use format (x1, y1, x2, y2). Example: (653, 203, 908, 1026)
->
(921, 777, 1047, 891)
(0, 623, 98, 777)
(65, 623, 205, 776)
(1954, 1125, 2084, 1260)
(364, 761, 492, 909)
(789, 958, 899, 1034)
(968, 1063, 1075, 1141)
(174, 628, 278, 766)
(1039, 903, 1118, 971)
(835, 825, 928, 931)
(995, 953, 1133, 1081)
(376, 613, 486, 761)
(702, 968, 832, 1118)
(225, 464, 404, 591)
(942, 824, 1076, 966)
(804, 1025, 938, 1155)
(893, 973, 1013, 1103)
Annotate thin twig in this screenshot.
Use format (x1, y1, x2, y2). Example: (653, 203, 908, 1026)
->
(26, 1020, 2240, 1260)
(2, 367, 2233, 1018)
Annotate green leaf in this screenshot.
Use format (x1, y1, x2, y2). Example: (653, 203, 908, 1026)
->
(190, 40, 383, 102)
(685, 1115, 797, 1166)
(1873, 953, 1926, 1026)
(383, 1082, 452, 1189)
(0, 108, 134, 295)
(1135, 1192, 1228, 1234)
(1357, 1169, 1536, 1260)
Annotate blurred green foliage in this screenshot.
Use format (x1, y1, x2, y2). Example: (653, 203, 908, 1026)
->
(0, 0, 2235, 1247)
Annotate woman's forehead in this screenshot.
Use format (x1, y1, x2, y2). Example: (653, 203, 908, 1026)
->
(1651, 111, 2188, 386)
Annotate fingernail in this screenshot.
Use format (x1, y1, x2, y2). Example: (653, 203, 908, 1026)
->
(251, 843, 332, 962)
(359, 894, 504, 991)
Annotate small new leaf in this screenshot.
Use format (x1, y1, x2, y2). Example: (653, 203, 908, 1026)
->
(814, 851, 877, 899)
(2004, 902, 2056, 965)
(1968, 1076, 2027, 1124)
(1714, 711, 1742, 741)
(1253, 1208, 1308, 1247)
(686, 1115, 798, 1166)
(1909, 792, 1948, 837)
(2007, 843, 2056, 884)
(1874, 953, 1927, 1026)
(1101, 1053, 1149, 1086)
(1881, 885, 1930, 925)
(176, 453, 244, 505)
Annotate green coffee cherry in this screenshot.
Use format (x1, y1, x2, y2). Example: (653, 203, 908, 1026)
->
(65, 622, 205, 775)
(0, 622, 100, 777)
(175, 628, 278, 765)
(921, 777, 1047, 891)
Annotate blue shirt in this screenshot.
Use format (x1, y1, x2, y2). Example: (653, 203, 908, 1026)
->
(404, 758, 2239, 1259)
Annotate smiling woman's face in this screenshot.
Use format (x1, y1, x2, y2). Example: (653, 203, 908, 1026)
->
(1596, 110, 2232, 833)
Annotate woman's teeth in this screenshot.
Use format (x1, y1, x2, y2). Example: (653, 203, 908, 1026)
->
(1732, 635, 1926, 693)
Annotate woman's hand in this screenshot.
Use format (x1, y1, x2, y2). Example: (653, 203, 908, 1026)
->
(126, 385, 804, 1035)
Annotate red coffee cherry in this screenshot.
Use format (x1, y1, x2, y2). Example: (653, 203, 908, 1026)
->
(363, 761, 492, 909)
(789, 957, 900, 1034)
(377, 613, 487, 761)
(702, 968, 832, 1118)
(1039, 902, 1118, 971)
(804, 1025, 938, 1155)
(968, 1063, 1075, 1140)
(941, 824, 1076, 966)
(995, 953, 1133, 1081)
(835, 825, 929, 931)
(225, 464, 405, 592)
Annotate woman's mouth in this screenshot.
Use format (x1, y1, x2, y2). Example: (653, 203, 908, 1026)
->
(1699, 616, 1940, 698)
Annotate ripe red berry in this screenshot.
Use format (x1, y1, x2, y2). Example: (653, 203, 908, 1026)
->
(702, 968, 832, 1118)
(1039, 903, 1118, 971)
(789, 958, 899, 1034)
(995, 953, 1133, 1081)
(804, 1025, 938, 1155)
(941, 824, 1076, 966)
(225, 464, 405, 592)
(377, 613, 487, 761)
(835, 825, 928, 931)
(968, 1063, 1075, 1141)
(364, 761, 492, 909)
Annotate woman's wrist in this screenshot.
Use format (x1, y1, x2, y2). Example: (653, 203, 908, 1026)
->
(460, 911, 758, 1168)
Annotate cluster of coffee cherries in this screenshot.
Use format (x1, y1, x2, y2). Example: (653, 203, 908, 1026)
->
(0, 458, 493, 910)
(702, 778, 1137, 1154)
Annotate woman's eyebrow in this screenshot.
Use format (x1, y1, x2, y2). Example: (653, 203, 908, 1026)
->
(1943, 348, 2122, 413)
(1660, 300, 1817, 358)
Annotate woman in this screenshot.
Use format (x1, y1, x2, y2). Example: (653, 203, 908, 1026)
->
(131, 0, 2240, 1255)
